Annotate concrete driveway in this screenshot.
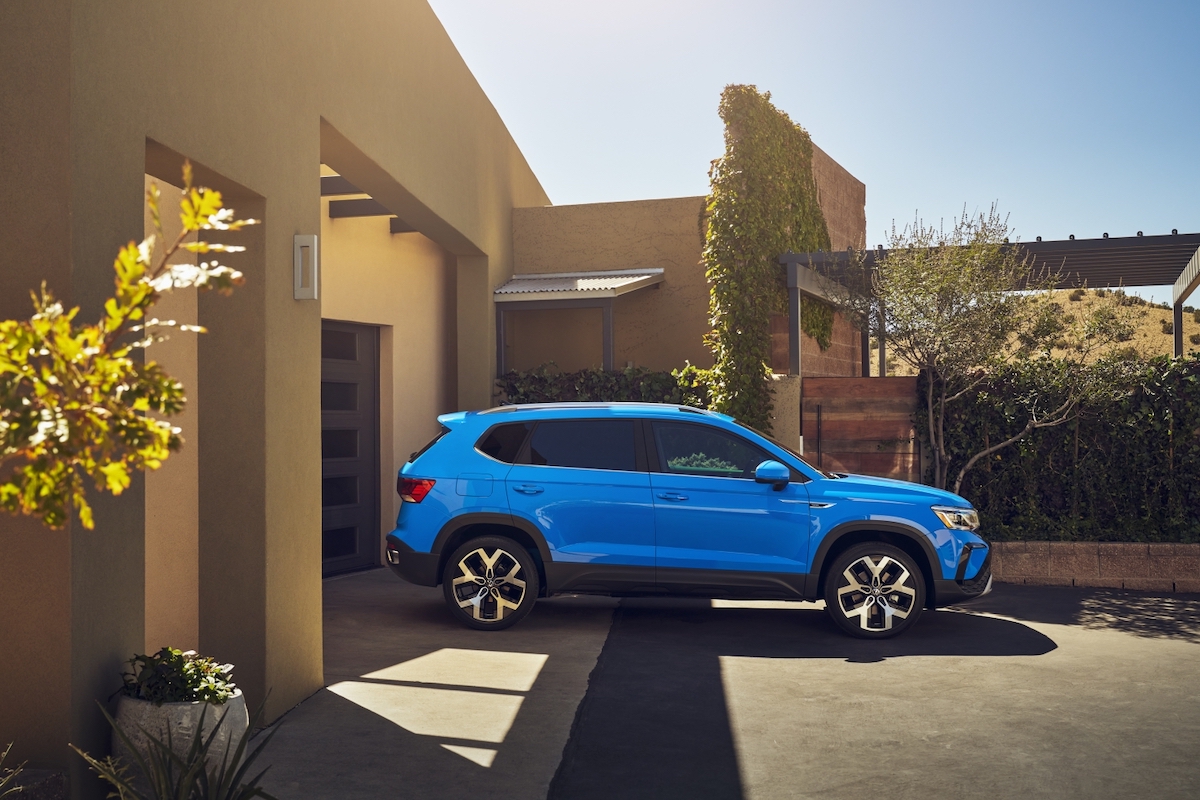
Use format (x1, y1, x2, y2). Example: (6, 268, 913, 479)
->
(259, 570, 1200, 800)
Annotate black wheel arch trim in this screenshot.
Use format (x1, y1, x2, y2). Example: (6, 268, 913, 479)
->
(431, 511, 554, 565)
(808, 520, 944, 602)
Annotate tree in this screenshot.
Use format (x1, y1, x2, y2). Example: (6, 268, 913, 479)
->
(823, 205, 1142, 494)
(703, 84, 830, 431)
(0, 163, 255, 529)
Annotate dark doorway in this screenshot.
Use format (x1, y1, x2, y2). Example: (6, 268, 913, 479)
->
(320, 320, 380, 577)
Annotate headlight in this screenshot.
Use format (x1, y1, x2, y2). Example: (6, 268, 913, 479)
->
(932, 505, 979, 531)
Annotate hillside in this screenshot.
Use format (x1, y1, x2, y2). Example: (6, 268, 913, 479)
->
(868, 288, 1199, 376)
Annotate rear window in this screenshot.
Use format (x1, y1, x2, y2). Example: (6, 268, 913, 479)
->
(525, 420, 636, 472)
(408, 425, 450, 464)
(476, 423, 533, 464)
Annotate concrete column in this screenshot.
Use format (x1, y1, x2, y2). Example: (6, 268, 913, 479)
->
(457, 255, 492, 409)
(0, 8, 149, 790)
(0, 0, 75, 771)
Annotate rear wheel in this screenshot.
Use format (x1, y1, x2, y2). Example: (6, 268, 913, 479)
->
(824, 542, 925, 639)
(442, 536, 539, 630)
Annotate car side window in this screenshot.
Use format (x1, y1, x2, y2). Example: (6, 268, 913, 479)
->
(524, 420, 637, 471)
(652, 422, 769, 479)
(476, 423, 532, 464)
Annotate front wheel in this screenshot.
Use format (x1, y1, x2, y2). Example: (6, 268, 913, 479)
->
(442, 536, 539, 630)
(824, 542, 925, 639)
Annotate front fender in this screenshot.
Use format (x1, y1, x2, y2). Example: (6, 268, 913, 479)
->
(808, 520, 944, 601)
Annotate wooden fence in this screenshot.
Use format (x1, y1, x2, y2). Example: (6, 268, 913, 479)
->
(801, 377, 920, 481)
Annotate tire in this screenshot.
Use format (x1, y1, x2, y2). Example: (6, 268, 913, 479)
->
(442, 536, 539, 630)
(824, 542, 925, 639)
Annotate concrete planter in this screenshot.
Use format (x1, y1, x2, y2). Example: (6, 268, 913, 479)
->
(112, 689, 248, 775)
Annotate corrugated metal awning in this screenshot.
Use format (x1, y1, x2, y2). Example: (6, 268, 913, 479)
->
(494, 268, 664, 302)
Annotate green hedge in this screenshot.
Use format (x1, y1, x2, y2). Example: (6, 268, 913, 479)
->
(496, 364, 713, 409)
(919, 355, 1200, 542)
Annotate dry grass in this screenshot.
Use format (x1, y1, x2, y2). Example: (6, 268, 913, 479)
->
(867, 288, 1199, 377)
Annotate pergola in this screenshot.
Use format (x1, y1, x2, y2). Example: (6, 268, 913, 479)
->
(783, 231, 1200, 376)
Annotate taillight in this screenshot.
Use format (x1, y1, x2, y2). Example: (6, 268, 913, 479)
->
(398, 478, 435, 503)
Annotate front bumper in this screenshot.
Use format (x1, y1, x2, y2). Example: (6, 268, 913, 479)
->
(385, 534, 440, 587)
(932, 548, 993, 607)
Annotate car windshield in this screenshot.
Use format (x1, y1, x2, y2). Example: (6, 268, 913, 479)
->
(733, 420, 840, 479)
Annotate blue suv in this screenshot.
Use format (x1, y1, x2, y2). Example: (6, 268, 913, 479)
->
(385, 403, 992, 639)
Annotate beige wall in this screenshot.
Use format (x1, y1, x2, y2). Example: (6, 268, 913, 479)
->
(0, 0, 549, 787)
(812, 143, 867, 252)
(319, 191, 458, 545)
(507, 308, 604, 372)
(512, 197, 712, 372)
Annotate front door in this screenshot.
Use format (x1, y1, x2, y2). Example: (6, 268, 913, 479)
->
(648, 421, 810, 589)
(320, 321, 380, 577)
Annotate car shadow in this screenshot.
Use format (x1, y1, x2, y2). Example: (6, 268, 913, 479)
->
(548, 597, 1056, 800)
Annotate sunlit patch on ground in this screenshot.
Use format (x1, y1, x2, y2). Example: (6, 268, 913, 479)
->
(327, 648, 548, 767)
(711, 599, 825, 610)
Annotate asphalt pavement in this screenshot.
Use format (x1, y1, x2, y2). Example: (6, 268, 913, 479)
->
(259, 570, 1200, 800)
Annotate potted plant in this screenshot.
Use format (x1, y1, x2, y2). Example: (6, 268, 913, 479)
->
(110, 648, 248, 777)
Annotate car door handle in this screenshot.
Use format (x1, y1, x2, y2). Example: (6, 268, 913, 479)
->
(656, 492, 689, 502)
(513, 484, 544, 495)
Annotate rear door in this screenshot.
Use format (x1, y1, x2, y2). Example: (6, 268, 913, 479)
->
(648, 421, 810, 585)
(505, 418, 655, 578)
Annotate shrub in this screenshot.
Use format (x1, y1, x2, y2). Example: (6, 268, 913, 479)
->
(119, 648, 237, 706)
(1161, 319, 1174, 335)
(496, 364, 713, 409)
(1068, 288, 1086, 302)
(921, 355, 1200, 542)
(1190, 333, 1200, 346)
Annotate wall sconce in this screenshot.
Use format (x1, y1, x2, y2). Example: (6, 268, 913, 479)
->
(293, 234, 319, 300)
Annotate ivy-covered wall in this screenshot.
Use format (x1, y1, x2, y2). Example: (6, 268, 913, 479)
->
(704, 85, 833, 430)
(919, 355, 1200, 543)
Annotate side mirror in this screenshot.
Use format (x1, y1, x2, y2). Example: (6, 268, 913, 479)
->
(754, 460, 790, 491)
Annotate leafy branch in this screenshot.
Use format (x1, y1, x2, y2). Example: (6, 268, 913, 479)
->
(0, 162, 256, 529)
(823, 204, 1143, 492)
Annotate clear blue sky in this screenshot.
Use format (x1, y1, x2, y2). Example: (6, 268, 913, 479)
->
(428, 0, 1200, 300)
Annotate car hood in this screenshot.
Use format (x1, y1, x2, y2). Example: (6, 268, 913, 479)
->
(814, 472, 971, 508)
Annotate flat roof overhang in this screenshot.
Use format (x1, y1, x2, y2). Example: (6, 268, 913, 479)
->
(493, 268, 665, 303)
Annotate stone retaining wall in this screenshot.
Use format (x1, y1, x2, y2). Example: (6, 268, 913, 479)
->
(991, 541, 1200, 593)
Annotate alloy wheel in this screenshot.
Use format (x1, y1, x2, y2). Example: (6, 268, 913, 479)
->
(450, 546, 528, 623)
(834, 554, 918, 632)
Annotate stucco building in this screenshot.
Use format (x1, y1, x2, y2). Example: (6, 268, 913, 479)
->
(500, 143, 866, 379)
(0, 2, 865, 793)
